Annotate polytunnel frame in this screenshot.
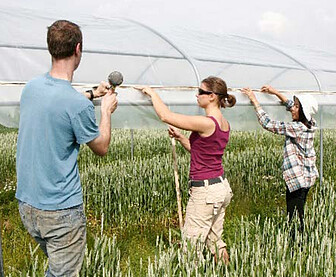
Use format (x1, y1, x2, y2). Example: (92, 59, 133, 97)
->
(0, 15, 202, 159)
(101, 17, 202, 158)
(0, 17, 327, 187)
(0, 17, 203, 275)
(107, 22, 326, 188)
(0, 15, 331, 275)
(115, 17, 201, 86)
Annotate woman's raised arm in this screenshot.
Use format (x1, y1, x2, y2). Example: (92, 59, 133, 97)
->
(135, 86, 214, 135)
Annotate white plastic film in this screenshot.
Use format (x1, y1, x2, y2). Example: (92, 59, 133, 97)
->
(1, 85, 335, 130)
(0, 5, 335, 130)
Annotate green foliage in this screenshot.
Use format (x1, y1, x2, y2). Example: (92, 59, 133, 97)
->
(0, 129, 335, 276)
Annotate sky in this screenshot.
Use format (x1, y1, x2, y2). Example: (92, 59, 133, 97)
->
(5, 0, 335, 53)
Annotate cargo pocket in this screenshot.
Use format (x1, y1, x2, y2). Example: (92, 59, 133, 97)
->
(206, 178, 233, 206)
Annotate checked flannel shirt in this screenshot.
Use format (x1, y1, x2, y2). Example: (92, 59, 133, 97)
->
(255, 100, 319, 192)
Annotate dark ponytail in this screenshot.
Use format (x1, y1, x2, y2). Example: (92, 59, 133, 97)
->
(220, 94, 236, 108)
(202, 76, 236, 108)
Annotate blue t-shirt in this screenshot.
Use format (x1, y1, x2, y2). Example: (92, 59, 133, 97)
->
(16, 73, 100, 210)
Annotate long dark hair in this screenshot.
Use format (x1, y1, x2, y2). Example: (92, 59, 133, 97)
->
(201, 76, 236, 108)
(295, 96, 312, 129)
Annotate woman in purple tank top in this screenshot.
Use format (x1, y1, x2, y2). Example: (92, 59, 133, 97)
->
(136, 76, 236, 264)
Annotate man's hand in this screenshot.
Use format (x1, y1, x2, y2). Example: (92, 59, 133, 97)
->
(101, 90, 118, 114)
(87, 90, 117, 156)
(94, 81, 113, 98)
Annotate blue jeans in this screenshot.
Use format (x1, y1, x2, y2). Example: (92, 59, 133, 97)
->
(18, 201, 86, 277)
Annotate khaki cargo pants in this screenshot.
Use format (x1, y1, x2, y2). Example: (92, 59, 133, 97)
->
(182, 177, 233, 256)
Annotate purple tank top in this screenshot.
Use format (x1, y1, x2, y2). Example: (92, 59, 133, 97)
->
(189, 116, 230, 180)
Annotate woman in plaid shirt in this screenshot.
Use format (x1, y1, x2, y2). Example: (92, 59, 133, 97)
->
(241, 85, 319, 236)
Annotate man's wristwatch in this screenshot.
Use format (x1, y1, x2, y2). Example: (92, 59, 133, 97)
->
(86, 90, 94, 101)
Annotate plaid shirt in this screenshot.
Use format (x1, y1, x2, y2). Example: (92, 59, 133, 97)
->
(256, 100, 319, 192)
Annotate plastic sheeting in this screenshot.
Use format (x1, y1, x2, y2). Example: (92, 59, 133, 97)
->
(0, 7, 196, 87)
(166, 30, 336, 92)
(0, 5, 335, 130)
(1, 85, 335, 130)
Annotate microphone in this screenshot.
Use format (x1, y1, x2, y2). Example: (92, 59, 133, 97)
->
(87, 71, 123, 100)
(108, 71, 123, 89)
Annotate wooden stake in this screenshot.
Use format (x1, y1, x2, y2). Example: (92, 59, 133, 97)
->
(0, 218, 4, 277)
(171, 137, 184, 230)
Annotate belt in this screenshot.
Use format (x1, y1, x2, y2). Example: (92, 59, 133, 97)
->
(190, 174, 225, 187)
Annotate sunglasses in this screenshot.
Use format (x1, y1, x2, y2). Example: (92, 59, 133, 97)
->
(198, 88, 220, 96)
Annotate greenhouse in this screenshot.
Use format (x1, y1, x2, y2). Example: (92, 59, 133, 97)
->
(1, 5, 335, 179)
(1, 6, 336, 129)
(0, 4, 336, 276)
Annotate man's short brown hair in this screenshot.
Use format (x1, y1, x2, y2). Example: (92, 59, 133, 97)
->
(47, 20, 82, 59)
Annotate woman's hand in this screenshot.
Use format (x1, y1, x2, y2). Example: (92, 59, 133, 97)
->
(241, 88, 260, 108)
(168, 125, 190, 151)
(134, 86, 156, 97)
(168, 126, 183, 140)
(261, 85, 288, 103)
(241, 88, 256, 101)
(261, 85, 278, 95)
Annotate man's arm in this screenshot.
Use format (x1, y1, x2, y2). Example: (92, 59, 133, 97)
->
(82, 81, 112, 100)
(87, 91, 118, 156)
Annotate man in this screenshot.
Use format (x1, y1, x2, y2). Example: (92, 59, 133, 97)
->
(16, 20, 117, 276)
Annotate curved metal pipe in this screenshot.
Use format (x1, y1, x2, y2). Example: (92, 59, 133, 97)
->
(231, 35, 322, 91)
(232, 35, 324, 187)
(105, 17, 201, 86)
(134, 57, 160, 84)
